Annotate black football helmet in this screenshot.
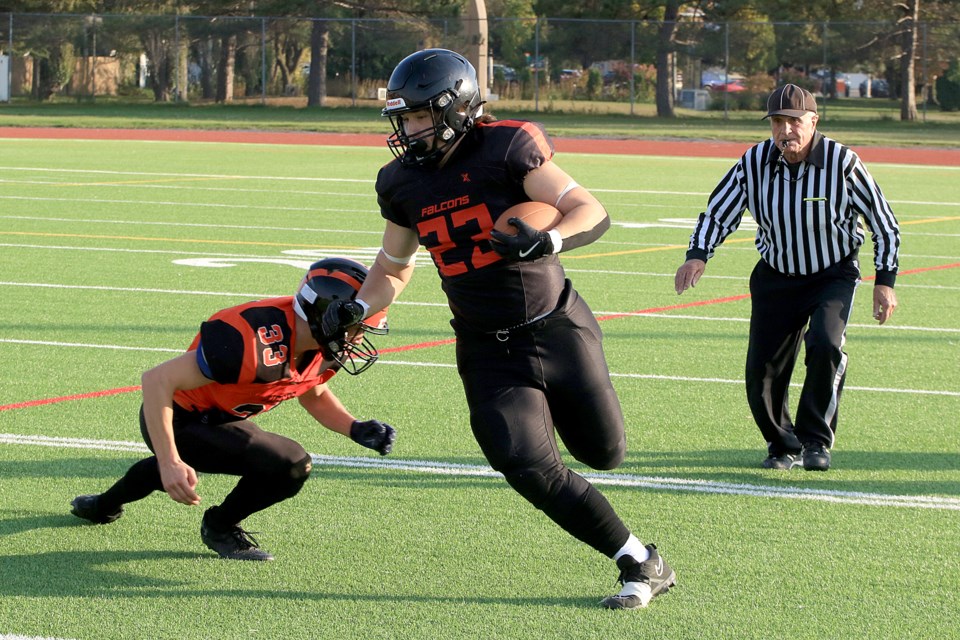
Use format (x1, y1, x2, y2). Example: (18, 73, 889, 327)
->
(293, 258, 388, 375)
(382, 48, 484, 166)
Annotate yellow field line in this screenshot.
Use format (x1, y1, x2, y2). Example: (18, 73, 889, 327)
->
(567, 215, 959, 261)
(566, 237, 755, 260)
(901, 215, 960, 225)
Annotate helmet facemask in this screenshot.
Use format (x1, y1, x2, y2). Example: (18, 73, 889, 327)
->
(382, 48, 484, 167)
(385, 93, 461, 166)
(331, 310, 388, 376)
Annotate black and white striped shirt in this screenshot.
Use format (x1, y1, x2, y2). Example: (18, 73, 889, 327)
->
(687, 131, 901, 287)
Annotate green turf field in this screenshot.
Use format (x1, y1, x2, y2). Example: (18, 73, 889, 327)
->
(1, 135, 958, 640)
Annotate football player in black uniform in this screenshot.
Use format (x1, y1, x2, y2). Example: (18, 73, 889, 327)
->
(70, 258, 396, 561)
(321, 49, 675, 609)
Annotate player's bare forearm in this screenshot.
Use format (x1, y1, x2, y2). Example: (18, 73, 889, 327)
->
(140, 353, 207, 505)
(298, 384, 354, 436)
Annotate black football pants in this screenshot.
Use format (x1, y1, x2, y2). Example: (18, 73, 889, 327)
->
(98, 406, 312, 526)
(745, 255, 859, 455)
(455, 283, 631, 558)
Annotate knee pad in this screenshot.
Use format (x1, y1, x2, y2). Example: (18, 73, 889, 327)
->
(268, 454, 312, 501)
(568, 434, 625, 471)
(286, 453, 312, 486)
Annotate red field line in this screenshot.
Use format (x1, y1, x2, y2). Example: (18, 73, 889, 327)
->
(0, 292, 749, 413)
(0, 385, 142, 412)
(896, 262, 960, 276)
(597, 294, 752, 321)
(2, 126, 959, 165)
(3, 256, 958, 414)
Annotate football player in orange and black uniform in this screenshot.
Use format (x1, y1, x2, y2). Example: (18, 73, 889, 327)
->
(70, 258, 396, 561)
(321, 49, 676, 609)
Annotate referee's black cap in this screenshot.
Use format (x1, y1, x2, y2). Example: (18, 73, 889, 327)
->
(763, 84, 817, 119)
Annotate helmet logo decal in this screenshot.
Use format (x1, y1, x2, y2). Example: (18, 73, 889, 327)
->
(297, 280, 318, 304)
(385, 97, 406, 110)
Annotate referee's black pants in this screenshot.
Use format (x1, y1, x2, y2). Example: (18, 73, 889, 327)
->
(745, 255, 860, 456)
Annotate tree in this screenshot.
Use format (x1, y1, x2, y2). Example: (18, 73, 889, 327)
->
(487, 0, 536, 71)
(265, 15, 310, 95)
(306, 17, 328, 106)
(93, 1, 183, 101)
(654, 0, 680, 117)
(935, 58, 960, 111)
(897, 0, 919, 120)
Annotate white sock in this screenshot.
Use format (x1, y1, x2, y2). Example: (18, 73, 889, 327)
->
(612, 534, 650, 564)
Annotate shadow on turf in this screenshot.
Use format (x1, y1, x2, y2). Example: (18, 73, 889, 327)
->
(0, 511, 84, 537)
(0, 543, 606, 608)
(0, 548, 204, 596)
(619, 447, 960, 473)
(0, 456, 138, 480)
(612, 448, 960, 496)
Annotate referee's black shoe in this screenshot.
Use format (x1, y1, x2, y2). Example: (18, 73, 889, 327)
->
(70, 494, 124, 524)
(761, 452, 801, 470)
(601, 544, 676, 610)
(802, 443, 831, 471)
(200, 509, 274, 561)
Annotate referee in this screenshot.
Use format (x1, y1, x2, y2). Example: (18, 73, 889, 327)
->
(674, 84, 901, 471)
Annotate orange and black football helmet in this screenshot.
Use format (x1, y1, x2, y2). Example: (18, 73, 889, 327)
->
(293, 258, 388, 375)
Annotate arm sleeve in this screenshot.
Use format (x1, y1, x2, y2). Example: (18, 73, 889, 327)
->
(846, 155, 901, 287)
(687, 161, 750, 262)
(557, 215, 610, 253)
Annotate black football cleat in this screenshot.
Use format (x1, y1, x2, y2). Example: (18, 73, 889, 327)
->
(761, 452, 801, 470)
(802, 443, 831, 471)
(70, 494, 124, 524)
(200, 509, 274, 561)
(601, 544, 676, 610)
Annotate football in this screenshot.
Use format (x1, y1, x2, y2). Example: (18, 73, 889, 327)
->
(492, 201, 563, 236)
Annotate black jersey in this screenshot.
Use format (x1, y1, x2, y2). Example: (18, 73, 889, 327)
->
(376, 119, 567, 333)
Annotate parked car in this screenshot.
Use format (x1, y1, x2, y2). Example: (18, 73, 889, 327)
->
(811, 69, 848, 97)
(701, 68, 745, 90)
(859, 78, 890, 98)
(492, 64, 518, 84)
(707, 80, 746, 93)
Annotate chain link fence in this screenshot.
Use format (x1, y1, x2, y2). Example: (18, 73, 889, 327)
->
(2, 12, 959, 115)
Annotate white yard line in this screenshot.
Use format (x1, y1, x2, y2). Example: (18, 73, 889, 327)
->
(2, 433, 957, 511)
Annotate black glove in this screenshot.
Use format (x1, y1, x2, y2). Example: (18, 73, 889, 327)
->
(350, 419, 396, 456)
(321, 300, 365, 337)
(319, 300, 365, 358)
(490, 218, 555, 262)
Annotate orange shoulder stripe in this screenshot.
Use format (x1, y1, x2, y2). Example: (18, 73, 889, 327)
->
(481, 119, 553, 160)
